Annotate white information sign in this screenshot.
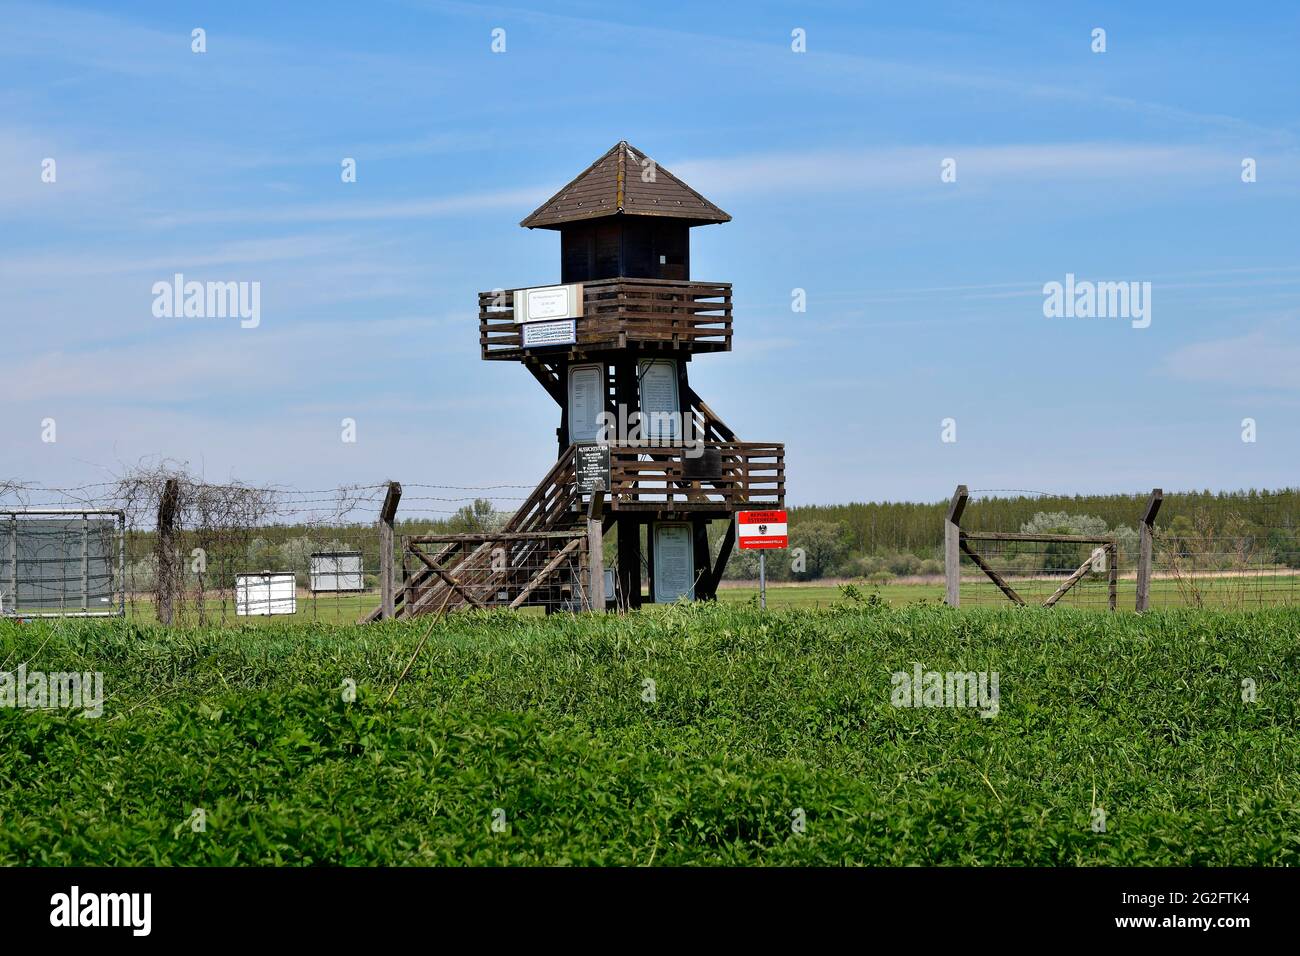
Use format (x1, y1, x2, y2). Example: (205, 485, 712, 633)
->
(653, 522, 695, 603)
(568, 364, 604, 443)
(638, 358, 680, 442)
(309, 552, 364, 592)
(522, 319, 576, 348)
(514, 284, 583, 323)
(235, 572, 297, 616)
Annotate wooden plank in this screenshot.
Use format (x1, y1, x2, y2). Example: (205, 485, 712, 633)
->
(379, 481, 401, 620)
(959, 537, 1026, 605)
(1042, 553, 1098, 608)
(408, 531, 584, 544)
(509, 538, 584, 609)
(1107, 543, 1118, 612)
(411, 551, 487, 609)
(709, 519, 736, 596)
(587, 481, 606, 611)
(944, 485, 967, 607)
(1136, 488, 1162, 612)
(947, 484, 969, 525)
(156, 478, 180, 626)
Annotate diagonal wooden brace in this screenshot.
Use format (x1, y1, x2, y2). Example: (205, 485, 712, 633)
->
(959, 536, 1026, 605)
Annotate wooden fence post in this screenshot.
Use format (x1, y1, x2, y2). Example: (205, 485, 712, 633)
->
(379, 481, 402, 620)
(587, 481, 606, 611)
(1136, 488, 1162, 612)
(945, 484, 969, 608)
(156, 478, 179, 626)
(1108, 542, 1118, 611)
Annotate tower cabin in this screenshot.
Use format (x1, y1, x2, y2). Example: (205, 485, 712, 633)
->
(375, 141, 783, 620)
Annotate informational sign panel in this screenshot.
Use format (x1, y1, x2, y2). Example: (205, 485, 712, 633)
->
(653, 522, 694, 603)
(514, 284, 583, 323)
(567, 364, 604, 443)
(309, 551, 364, 592)
(522, 319, 576, 348)
(637, 358, 680, 442)
(737, 510, 788, 550)
(235, 572, 297, 616)
(575, 441, 610, 495)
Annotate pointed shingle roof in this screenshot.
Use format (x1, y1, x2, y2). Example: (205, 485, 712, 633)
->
(521, 141, 730, 229)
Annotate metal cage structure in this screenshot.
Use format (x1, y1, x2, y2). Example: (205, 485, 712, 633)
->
(1, 508, 126, 618)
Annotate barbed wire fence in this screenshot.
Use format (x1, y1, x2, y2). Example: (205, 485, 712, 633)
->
(1150, 497, 1300, 610)
(951, 486, 1300, 611)
(8, 473, 1300, 620)
(0, 463, 536, 624)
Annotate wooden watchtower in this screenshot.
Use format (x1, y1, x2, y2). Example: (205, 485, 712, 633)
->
(370, 142, 784, 619)
(481, 141, 784, 608)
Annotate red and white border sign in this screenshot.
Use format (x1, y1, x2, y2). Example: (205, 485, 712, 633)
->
(737, 510, 788, 550)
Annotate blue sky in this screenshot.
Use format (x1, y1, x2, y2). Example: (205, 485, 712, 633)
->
(3, 0, 1298, 510)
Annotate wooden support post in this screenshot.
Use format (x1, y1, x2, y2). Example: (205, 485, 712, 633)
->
(644, 519, 656, 605)
(1043, 551, 1102, 608)
(944, 484, 969, 608)
(959, 537, 1025, 605)
(617, 517, 641, 610)
(378, 481, 402, 620)
(587, 481, 606, 611)
(156, 478, 180, 626)
(510, 538, 584, 609)
(1107, 542, 1118, 612)
(709, 519, 736, 598)
(1135, 488, 1163, 612)
(692, 518, 713, 600)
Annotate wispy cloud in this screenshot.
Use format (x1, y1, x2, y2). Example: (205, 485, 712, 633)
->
(1161, 323, 1300, 391)
(673, 143, 1265, 197)
(144, 187, 546, 227)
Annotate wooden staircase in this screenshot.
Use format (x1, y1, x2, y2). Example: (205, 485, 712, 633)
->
(362, 446, 591, 620)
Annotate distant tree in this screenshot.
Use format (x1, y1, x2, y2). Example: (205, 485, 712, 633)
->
(1268, 528, 1300, 568)
(277, 535, 320, 577)
(446, 499, 499, 533)
(1020, 512, 1111, 570)
(792, 521, 848, 580)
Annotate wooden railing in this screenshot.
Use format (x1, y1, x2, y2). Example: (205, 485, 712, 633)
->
(605, 441, 784, 512)
(362, 446, 582, 621)
(401, 530, 590, 613)
(479, 277, 732, 359)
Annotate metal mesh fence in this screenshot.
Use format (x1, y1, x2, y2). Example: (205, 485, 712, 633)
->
(959, 488, 1300, 611)
(959, 535, 1118, 610)
(1149, 528, 1300, 610)
(0, 474, 536, 624)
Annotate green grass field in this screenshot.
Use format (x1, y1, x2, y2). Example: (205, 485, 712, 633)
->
(3, 602, 1299, 865)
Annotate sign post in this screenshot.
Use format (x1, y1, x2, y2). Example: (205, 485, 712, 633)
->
(736, 509, 787, 611)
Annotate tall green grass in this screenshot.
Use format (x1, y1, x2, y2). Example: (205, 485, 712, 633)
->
(2, 603, 1298, 865)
